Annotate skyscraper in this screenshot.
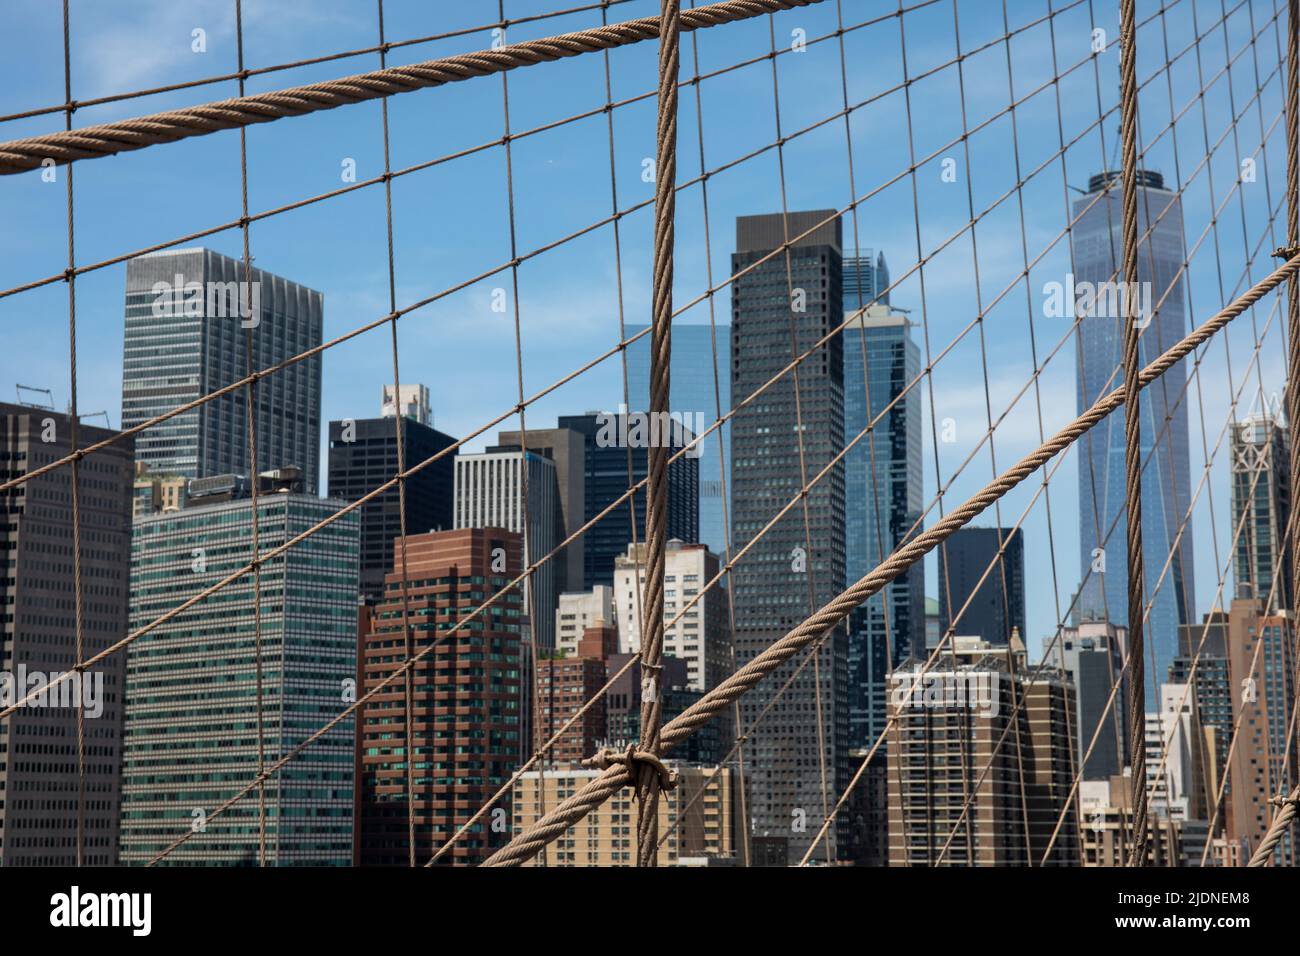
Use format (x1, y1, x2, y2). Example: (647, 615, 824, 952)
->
(730, 210, 848, 864)
(355, 528, 524, 865)
(122, 248, 324, 492)
(887, 637, 1078, 866)
(625, 324, 731, 557)
(842, 301, 923, 748)
(843, 249, 890, 309)
(327, 398, 457, 606)
(121, 469, 359, 865)
(612, 539, 732, 693)
(937, 526, 1025, 646)
(1072, 171, 1194, 707)
(1225, 597, 1296, 862)
(1230, 414, 1292, 612)
(1043, 621, 1128, 781)
(453, 450, 563, 651)
(489, 424, 586, 597)
(0, 404, 133, 865)
(555, 412, 698, 589)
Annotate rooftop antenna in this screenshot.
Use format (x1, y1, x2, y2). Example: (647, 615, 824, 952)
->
(15, 384, 54, 410)
(79, 410, 112, 428)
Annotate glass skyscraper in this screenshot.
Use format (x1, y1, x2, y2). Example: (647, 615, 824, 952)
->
(843, 249, 890, 310)
(122, 247, 324, 492)
(1072, 170, 1194, 709)
(121, 476, 359, 865)
(842, 301, 923, 748)
(626, 324, 730, 558)
(731, 211, 848, 864)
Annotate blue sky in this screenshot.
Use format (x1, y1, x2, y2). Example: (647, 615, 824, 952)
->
(0, 0, 1290, 657)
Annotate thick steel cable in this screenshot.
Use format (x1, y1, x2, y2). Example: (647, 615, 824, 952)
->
(1118, 0, 1150, 868)
(0, 0, 952, 310)
(633, 0, 679, 869)
(0, 0, 816, 175)
(1254, 0, 1300, 869)
(0, 0, 641, 128)
(483, 256, 1300, 867)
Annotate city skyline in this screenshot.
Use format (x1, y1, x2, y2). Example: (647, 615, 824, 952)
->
(1, 0, 1297, 880)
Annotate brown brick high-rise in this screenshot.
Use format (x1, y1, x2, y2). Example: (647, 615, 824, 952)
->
(355, 528, 524, 865)
(538, 623, 615, 765)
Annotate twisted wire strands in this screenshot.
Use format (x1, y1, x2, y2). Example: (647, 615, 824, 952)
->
(632, 0, 682, 869)
(1118, 0, 1150, 867)
(0, 0, 817, 176)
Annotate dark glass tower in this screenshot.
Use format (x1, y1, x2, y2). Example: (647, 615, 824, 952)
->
(937, 526, 1025, 645)
(327, 415, 457, 606)
(1072, 171, 1193, 709)
(842, 302, 923, 748)
(555, 412, 698, 589)
(730, 210, 848, 864)
(122, 248, 323, 492)
(625, 324, 731, 558)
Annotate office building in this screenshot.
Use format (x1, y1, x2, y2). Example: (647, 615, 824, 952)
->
(626, 323, 732, 557)
(937, 526, 1025, 646)
(1225, 599, 1296, 863)
(843, 301, 923, 749)
(843, 249, 890, 309)
(555, 586, 615, 659)
(121, 469, 358, 865)
(355, 528, 525, 865)
(551, 412, 698, 590)
(122, 248, 323, 491)
(887, 636, 1077, 866)
(1042, 620, 1127, 781)
(454, 450, 563, 651)
(538, 623, 615, 764)
(612, 539, 731, 693)
(604, 652, 721, 765)
(490, 424, 585, 596)
(132, 462, 187, 517)
(512, 763, 737, 866)
(730, 210, 849, 865)
(327, 404, 457, 605)
(1072, 171, 1194, 708)
(1231, 414, 1292, 612)
(0, 404, 133, 866)
(1171, 610, 1232, 822)
(381, 384, 431, 425)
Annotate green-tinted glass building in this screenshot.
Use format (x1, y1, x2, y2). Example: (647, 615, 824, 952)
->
(120, 476, 359, 865)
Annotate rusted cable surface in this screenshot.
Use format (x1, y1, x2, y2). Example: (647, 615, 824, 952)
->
(633, 0, 681, 869)
(0, 0, 816, 175)
(1118, 0, 1150, 867)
